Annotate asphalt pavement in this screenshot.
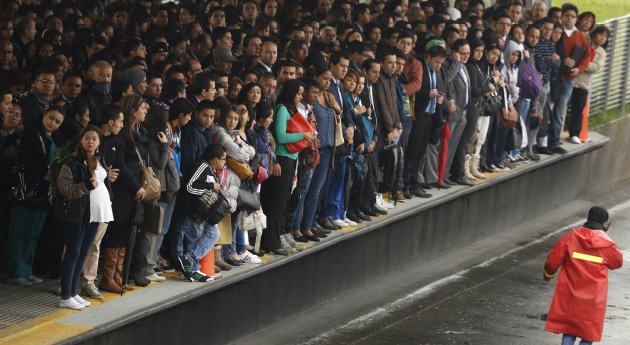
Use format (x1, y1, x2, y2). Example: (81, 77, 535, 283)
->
(237, 185, 630, 345)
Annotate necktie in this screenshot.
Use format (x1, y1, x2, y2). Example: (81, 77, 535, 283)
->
(335, 80, 343, 107)
(428, 67, 436, 114)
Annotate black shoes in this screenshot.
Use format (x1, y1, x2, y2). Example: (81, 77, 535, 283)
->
(522, 147, 541, 161)
(402, 187, 413, 199)
(361, 207, 378, 217)
(312, 229, 328, 238)
(550, 146, 568, 154)
(443, 178, 457, 186)
(318, 217, 341, 230)
(346, 211, 363, 224)
(455, 177, 474, 186)
(355, 210, 372, 221)
(411, 186, 432, 198)
(371, 205, 387, 215)
(222, 254, 242, 266)
(177, 255, 194, 282)
(430, 182, 450, 189)
(269, 248, 290, 256)
(301, 232, 320, 242)
(313, 224, 332, 234)
(130, 271, 150, 287)
(534, 146, 554, 155)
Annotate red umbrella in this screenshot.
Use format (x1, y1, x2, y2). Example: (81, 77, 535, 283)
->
(438, 120, 451, 187)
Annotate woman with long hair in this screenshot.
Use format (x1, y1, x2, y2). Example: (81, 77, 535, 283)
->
(567, 25, 609, 144)
(6, 106, 64, 286)
(56, 126, 113, 309)
(261, 79, 315, 255)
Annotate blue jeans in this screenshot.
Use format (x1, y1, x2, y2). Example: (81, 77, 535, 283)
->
(60, 222, 99, 300)
(302, 147, 333, 230)
(549, 79, 574, 148)
(292, 167, 314, 231)
(182, 217, 219, 271)
(562, 334, 592, 345)
(323, 156, 348, 220)
(157, 195, 177, 262)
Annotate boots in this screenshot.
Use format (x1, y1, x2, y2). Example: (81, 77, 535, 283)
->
(470, 154, 487, 179)
(100, 248, 123, 293)
(464, 154, 477, 181)
(214, 246, 232, 271)
(114, 248, 135, 291)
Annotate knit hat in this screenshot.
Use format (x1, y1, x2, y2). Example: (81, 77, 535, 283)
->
(123, 68, 146, 89)
(587, 206, 609, 224)
(425, 38, 445, 50)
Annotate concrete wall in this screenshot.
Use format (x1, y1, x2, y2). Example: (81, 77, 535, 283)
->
(70, 117, 630, 345)
(587, 115, 630, 193)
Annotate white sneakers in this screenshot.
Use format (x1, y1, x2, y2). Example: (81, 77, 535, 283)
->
(145, 273, 166, 282)
(569, 136, 581, 144)
(240, 250, 262, 264)
(59, 295, 91, 310)
(376, 194, 395, 209)
(333, 219, 349, 227)
(343, 218, 357, 226)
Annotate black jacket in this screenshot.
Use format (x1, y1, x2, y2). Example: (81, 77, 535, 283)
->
(19, 92, 48, 131)
(415, 57, 448, 117)
(54, 152, 94, 225)
(75, 83, 112, 125)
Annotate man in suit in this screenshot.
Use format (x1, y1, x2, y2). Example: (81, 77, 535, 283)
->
(403, 45, 447, 197)
(446, 39, 474, 186)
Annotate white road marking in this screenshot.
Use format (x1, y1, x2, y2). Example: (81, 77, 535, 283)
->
(301, 200, 630, 345)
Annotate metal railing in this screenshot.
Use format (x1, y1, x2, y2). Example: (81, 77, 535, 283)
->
(589, 14, 630, 117)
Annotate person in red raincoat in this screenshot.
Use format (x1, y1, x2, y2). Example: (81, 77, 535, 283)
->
(543, 206, 623, 345)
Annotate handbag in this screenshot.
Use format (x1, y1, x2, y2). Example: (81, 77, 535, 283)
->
(191, 189, 231, 225)
(299, 142, 320, 169)
(138, 201, 164, 235)
(285, 112, 314, 153)
(499, 87, 519, 128)
(236, 181, 260, 211)
(226, 156, 254, 180)
(253, 163, 268, 185)
(134, 147, 161, 201)
(12, 167, 53, 210)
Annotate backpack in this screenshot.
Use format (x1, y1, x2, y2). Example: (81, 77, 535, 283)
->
(518, 58, 543, 99)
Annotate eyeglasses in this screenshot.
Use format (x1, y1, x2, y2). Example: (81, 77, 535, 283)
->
(38, 79, 55, 85)
(7, 112, 21, 118)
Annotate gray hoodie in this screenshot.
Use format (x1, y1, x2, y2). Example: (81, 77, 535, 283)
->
(502, 40, 524, 105)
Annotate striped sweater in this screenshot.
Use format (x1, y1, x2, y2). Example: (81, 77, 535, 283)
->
(534, 40, 561, 84)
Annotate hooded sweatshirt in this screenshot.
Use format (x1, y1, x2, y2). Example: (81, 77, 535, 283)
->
(502, 40, 524, 105)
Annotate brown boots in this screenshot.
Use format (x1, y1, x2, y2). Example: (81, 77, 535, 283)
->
(100, 248, 123, 293)
(214, 246, 232, 271)
(114, 248, 135, 291)
(99, 247, 135, 294)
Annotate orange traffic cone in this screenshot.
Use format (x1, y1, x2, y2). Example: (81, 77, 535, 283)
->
(199, 248, 215, 276)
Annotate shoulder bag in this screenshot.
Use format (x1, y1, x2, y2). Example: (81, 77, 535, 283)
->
(285, 111, 314, 154)
(499, 87, 519, 128)
(227, 156, 254, 180)
(134, 146, 161, 201)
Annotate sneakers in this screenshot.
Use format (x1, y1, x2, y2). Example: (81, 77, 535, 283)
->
(376, 194, 395, 209)
(73, 295, 91, 307)
(343, 218, 357, 226)
(81, 283, 103, 300)
(59, 297, 84, 310)
(333, 219, 349, 227)
(280, 236, 298, 254)
(26, 275, 43, 284)
(240, 250, 262, 264)
(282, 234, 305, 251)
(568, 136, 581, 144)
(6, 277, 32, 286)
(190, 271, 214, 282)
(158, 256, 176, 273)
(177, 256, 194, 282)
(145, 273, 166, 282)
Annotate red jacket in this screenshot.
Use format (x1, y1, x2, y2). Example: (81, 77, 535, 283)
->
(544, 227, 623, 341)
(561, 30, 591, 81)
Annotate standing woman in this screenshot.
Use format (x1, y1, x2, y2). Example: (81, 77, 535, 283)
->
(300, 71, 337, 239)
(101, 94, 150, 290)
(56, 126, 113, 309)
(567, 26, 609, 145)
(6, 106, 64, 286)
(261, 79, 315, 255)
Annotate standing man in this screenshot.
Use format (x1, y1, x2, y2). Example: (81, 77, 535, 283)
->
(549, 4, 591, 154)
(543, 206, 623, 345)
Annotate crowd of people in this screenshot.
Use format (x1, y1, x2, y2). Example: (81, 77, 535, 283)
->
(0, 0, 609, 312)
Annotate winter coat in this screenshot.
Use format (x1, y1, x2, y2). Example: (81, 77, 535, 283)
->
(180, 121, 211, 181)
(54, 152, 95, 225)
(544, 226, 623, 341)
